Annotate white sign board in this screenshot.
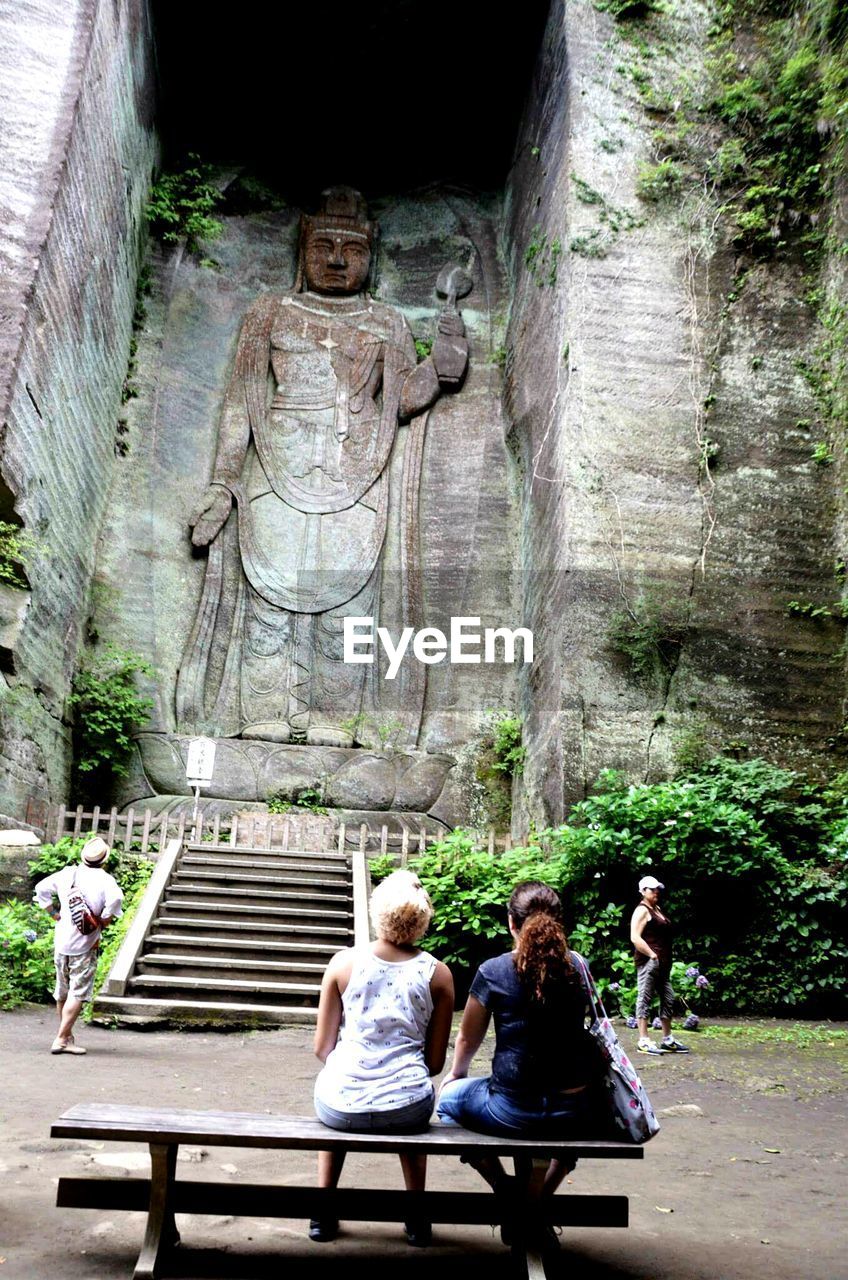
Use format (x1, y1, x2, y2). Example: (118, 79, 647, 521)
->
(185, 737, 217, 788)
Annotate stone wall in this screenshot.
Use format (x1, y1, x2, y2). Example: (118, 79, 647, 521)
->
(0, 0, 157, 817)
(505, 0, 845, 830)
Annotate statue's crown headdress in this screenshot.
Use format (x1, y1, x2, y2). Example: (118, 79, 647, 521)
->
(305, 186, 374, 243)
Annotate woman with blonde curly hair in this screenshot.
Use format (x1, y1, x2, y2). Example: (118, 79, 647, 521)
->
(310, 869, 454, 1246)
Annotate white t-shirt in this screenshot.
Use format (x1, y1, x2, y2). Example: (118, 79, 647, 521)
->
(34, 863, 123, 956)
(314, 947, 436, 1113)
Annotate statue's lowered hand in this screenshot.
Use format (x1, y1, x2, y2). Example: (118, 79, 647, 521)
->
(190, 486, 232, 546)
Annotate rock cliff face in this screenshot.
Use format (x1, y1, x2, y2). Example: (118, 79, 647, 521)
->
(0, 0, 157, 815)
(504, 0, 847, 829)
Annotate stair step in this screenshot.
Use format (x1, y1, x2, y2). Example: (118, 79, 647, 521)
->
(161, 898, 352, 921)
(180, 856, 351, 880)
(186, 843, 349, 862)
(128, 974, 321, 999)
(138, 954, 327, 977)
(154, 913, 351, 939)
(147, 933, 342, 958)
(169, 878, 352, 903)
(90, 995, 318, 1026)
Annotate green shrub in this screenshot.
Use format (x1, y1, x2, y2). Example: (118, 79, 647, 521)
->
(396, 757, 848, 1015)
(0, 900, 56, 1009)
(69, 643, 154, 780)
(410, 830, 556, 972)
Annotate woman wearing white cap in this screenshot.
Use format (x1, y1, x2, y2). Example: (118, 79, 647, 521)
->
(630, 876, 689, 1055)
(34, 836, 123, 1055)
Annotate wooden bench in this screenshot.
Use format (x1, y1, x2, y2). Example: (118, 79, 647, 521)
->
(52, 1103, 644, 1280)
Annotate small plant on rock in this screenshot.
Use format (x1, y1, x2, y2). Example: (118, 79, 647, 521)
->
(69, 644, 154, 780)
(145, 155, 223, 257)
(0, 521, 39, 589)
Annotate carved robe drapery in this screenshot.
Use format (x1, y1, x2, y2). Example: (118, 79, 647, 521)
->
(176, 289, 434, 746)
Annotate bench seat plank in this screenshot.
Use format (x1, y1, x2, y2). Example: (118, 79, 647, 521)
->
(52, 1103, 644, 1160)
(57, 1178, 630, 1227)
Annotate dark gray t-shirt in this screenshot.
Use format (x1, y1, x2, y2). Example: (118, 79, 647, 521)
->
(469, 950, 597, 1097)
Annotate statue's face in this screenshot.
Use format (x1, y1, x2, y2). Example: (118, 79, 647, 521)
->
(303, 229, 371, 295)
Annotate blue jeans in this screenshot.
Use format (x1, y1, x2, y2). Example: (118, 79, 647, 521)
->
(437, 1076, 591, 1139)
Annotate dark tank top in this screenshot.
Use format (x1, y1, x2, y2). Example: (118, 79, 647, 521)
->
(634, 902, 673, 969)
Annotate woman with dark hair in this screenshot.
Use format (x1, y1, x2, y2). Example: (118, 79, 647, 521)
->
(437, 881, 599, 1197)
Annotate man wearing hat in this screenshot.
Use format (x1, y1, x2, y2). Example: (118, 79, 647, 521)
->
(630, 875, 689, 1055)
(34, 836, 123, 1054)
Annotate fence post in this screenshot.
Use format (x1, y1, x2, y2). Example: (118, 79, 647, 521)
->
(139, 808, 152, 856)
(337, 822, 346, 855)
(124, 807, 136, 851)
(72, 805, 83, 837)
(54, 806, 66, 843)
(401, 826, 409, 868)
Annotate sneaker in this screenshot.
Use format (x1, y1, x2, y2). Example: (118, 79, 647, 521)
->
(308, 1218, 338, 1243)
(50, 1037, 86, 1055)
(636, 1038, 665, 1055)
(404, 1219, 432, 1247)
(661, 1036, 690, 1053)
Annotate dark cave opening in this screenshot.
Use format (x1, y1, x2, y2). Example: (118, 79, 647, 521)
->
(150, 0, 551, 200)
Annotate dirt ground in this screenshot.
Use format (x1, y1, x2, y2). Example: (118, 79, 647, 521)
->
(0, 1008, 846, 1280)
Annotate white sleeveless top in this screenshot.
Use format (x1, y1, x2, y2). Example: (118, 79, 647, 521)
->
(314, 947, 437, 1113)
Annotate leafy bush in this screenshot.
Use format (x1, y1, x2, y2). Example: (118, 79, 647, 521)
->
(69, 644, 153, 780)
(386, 758, 848, 1016)
(404, 830, 556, 973)
(0, 899, 55, 1008)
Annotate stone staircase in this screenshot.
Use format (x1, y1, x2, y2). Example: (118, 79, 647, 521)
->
(92, 840, 358, 1027)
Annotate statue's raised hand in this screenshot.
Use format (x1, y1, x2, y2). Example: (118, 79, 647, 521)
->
(190, 485, 233, 547)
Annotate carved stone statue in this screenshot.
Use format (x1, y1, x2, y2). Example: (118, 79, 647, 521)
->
(176, 187, 468, 749)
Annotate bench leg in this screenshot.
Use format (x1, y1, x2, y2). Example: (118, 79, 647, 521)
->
(509, 1157, 558, 1280)
(134, 1143, 180, 1280)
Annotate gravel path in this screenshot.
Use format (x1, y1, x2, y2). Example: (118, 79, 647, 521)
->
(1, 1008, 845, 1279)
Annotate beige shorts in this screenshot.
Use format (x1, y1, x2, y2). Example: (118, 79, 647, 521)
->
(53, 950, 99, 1003)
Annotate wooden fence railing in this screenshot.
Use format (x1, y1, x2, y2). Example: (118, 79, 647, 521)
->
(31, 803, 518, 860)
